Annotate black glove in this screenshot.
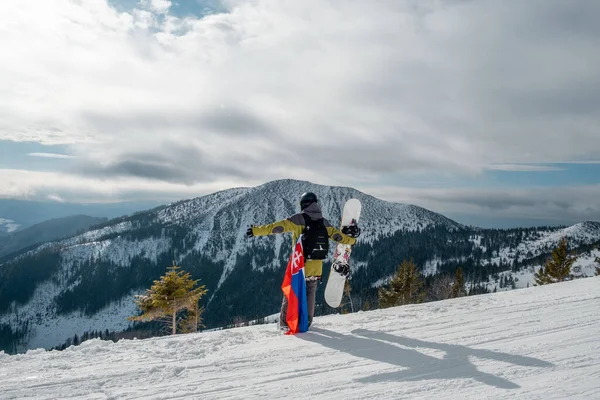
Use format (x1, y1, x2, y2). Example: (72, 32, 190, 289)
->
(342, 225, 361, 238)
(245, 226, 254, 238)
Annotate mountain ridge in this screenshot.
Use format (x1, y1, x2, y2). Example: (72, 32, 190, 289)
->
(0, 179, 598, 354)
(0, 215, 107, 259)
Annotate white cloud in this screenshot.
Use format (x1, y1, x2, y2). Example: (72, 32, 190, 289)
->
(47, 194, 66, 203)
(142, 0, 172, 14)
(27, 152, 77, 159)
(0, 168, 255, 202)
(0, 0, 599, 202)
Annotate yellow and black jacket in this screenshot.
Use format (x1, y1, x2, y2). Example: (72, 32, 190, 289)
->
(251, 202, 356, 277)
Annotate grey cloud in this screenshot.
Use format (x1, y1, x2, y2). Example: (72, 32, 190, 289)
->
(199, 107, 275, 136)
(426, 191, 580, 211)
(86, 160, 191, 182)
(74, 142, 252, 184)
(390, 186, 600, 222)
(81, 106, 274, 137)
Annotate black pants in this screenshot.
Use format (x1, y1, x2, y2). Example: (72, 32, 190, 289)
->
(280, 279, 318, 328)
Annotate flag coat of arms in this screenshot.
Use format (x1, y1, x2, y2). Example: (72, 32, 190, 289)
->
(281, 238, 309, 334)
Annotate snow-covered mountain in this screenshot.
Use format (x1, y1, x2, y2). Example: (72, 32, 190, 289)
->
(0, 215, 107, 259)
(476, 221, 600, 265)
(1, 277, 599, 399)
(483, 248, 600, 293)
(471, 222, 600, 291)
(0, 179, 599, 354)
(0, 179, 464, 352)
(0, 198, 162, 229)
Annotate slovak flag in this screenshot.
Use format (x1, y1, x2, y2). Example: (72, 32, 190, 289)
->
(281, 238, 309, 334)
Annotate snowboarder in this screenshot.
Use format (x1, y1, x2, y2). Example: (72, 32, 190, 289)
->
(245, 192, 360, 330)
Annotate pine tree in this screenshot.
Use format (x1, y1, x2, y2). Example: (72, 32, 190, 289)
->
(378, 260, 423, 308)
(451, 267, 466, 298)
(595, 255, 600, 276)
(534, 266, 551, 285)
(129, 262, 208, 335)
(534, 238, 576, 285)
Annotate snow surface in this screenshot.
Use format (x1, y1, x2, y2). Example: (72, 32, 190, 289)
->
(1, 277, 599, 400)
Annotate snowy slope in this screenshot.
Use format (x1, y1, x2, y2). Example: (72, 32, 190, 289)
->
(475, 222, 600, 291)
(1, 277, 598, 400)
(485, 248, 600, 293)
(479, 221, 600, 266)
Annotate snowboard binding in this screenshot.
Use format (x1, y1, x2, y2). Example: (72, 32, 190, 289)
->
(342, 222, 361, 238)
(332, 261, 351, 278)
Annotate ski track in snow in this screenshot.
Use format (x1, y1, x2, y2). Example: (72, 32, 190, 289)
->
(1, 277, 598, 400)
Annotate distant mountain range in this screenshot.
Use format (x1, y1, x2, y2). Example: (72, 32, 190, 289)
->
(1, 179, 599, 354)
(0, 215, 107, 259)
(0, 199, 162, 230)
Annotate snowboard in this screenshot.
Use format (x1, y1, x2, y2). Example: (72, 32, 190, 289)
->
(324, 198, 362, 308)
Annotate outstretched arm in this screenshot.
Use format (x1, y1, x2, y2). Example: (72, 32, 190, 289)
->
(327, 226, 357, 246)
(251, 219, 301, 237)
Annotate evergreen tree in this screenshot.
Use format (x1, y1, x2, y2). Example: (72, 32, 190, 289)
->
(451, 267, 466, 298)
(378, 260, 423, 308)
(534, 238, 576, 285)
(129, 262, 208, 335)
(595, 255, 600, 276)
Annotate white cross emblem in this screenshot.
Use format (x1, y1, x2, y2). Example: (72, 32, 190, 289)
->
(291, 243, 303, 274)
(292, 250, 302, 269)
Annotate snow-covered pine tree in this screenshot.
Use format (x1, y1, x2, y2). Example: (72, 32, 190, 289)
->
(378, 260, 423, 308)
(534, 237, 576, 285)
(129, 262, 208, 335)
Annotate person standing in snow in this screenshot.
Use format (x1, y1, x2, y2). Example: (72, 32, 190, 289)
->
(245, 192, 360, 329)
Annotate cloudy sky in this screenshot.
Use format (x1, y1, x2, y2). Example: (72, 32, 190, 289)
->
(1, 0, 599, 227)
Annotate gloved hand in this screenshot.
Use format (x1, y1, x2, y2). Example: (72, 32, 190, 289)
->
(342, 225, 361, 238)
(245, 226, 255, 238)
